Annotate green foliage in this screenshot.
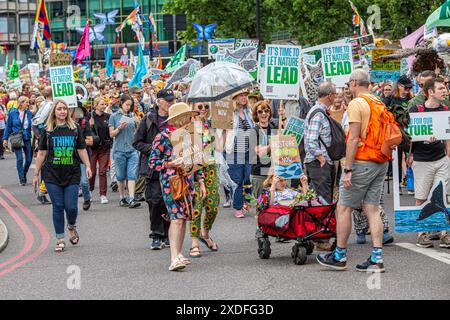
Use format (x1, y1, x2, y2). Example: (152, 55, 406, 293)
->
(163, 0, 446, 46)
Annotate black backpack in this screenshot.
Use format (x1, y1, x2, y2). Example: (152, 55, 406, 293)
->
(307, 108, 346, 161)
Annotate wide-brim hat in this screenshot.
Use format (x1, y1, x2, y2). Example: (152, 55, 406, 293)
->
(165, 102, 199, 125)
(230, 88, 250, 100)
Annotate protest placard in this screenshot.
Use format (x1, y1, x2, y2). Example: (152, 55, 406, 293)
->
(27, 63, 40, 84)
(321, 42, 353, 87)
(19, 68, 32, 85)
(0, 67, 5, 82)
(271, 135, 302, 179)
(283, 116, 306, 145)
(370, 48, 400, 82)
(49, 65, 77, 108)
(262, 44, 302, 100)
(170, 121, 204, 176)
(99, 68, 107, 81)
(208, 39, 235, 59)
(211, 99, 233, 130)
(405, 111, 450, 142)
(50, 53, 72, 67)
(257, 53, 265, 84)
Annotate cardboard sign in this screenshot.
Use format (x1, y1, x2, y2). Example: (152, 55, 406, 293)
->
(321, 43, 353, 87)
(208, 39, 235, 59)
(19, 68, 32, 85)
(271, 135, 302, 179)
(283, 116, 306, 145)
(99, 68, 106, 81)
(27, 63, 40, 83)
(262, 44, 302, 100)
(49, 65, 77, 108)
(170, 121, 204, 176)
(50, 53, 72, 67)
(211, 99, 233, 129)
(406, 111, 450, 142)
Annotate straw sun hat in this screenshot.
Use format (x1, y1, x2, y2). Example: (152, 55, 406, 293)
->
(165, 102, 199, 125)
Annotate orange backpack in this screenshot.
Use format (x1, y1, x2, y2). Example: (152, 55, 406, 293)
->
(353, 94, 402, 163)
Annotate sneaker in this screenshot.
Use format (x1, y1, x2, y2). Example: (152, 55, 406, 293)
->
(234, 210, 244, 218)
(164, 238, 170, 248)
(439, 233, 450, 248)
(78, 189, 83, 197)
(100, 196, 109, 204)
(111, 182, 118, 192)
(407, 190, 415, 195)
(151, 238, 163, 250)
(382, 231, 394, 245)
(119, 198, 130, 207)
(356, 257, 385, 273)
(37, 194, 51, 205)
(416, 233, 433, 248)
(128, 199, 141, 209)
(82, 200, 91, 211)
(223, 200, 231, 208)
(316, 252, 347, 271)
(428, 231, 441, 241)
(19, 178, 26, 186)
(134, 193, 145, 202)
(356, 233, 366, 244)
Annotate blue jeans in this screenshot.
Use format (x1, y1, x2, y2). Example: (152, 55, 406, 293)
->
(80, 164, 91, 202)
(46, 183, 79, 238)
(228, 163, 251, 210)
(14, 140, 32, 181)
(114, 151, 139, 181)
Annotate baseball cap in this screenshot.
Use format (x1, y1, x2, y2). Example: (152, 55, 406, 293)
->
(157, 89, 176, 101)
(397, 75, 413, 89)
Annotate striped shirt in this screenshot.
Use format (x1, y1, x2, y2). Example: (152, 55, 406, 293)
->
(234, 116, 251, 155)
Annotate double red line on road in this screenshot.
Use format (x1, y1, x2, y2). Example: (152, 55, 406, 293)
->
(0, 187, 50, 277)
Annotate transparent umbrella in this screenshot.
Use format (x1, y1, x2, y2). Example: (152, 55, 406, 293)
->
(187, 61, 255, 103)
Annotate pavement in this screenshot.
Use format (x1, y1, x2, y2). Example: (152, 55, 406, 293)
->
(0, 155, 449, 300)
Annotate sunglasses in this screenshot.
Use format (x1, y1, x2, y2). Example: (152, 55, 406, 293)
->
(257, 109, 270, 114)
(197, 105, 209, 110)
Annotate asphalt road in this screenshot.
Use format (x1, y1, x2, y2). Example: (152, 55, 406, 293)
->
(0, 155, 449, 300)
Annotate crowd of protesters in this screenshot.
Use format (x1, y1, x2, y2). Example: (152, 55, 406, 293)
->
(1, 66, 449, 272)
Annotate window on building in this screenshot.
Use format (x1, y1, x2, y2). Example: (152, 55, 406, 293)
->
(20, 16, 31, 34)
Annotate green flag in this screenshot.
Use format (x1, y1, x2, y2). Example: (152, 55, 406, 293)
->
(165, 45, 187, 72)
(8, 59, 19, 80)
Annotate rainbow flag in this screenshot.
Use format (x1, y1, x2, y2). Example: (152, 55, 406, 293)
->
(31, 0, 51, 50)
(116, 7, 140, 33)
(348, 0, 367, 36)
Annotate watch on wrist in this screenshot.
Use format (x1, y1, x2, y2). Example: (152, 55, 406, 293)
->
(344, 168, 353, 174)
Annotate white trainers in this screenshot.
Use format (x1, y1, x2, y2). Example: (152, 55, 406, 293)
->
(100, 196, 109, 204)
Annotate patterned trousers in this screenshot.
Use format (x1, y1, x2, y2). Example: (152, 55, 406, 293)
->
(190, 165, 220, 238)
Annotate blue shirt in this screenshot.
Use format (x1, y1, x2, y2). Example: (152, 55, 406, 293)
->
(3, 108, 32, 141)
(108, 111, 139, 154)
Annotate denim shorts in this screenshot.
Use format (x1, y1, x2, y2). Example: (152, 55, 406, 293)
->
(339, 161, 388, 208)
(114, 151, 139, 181)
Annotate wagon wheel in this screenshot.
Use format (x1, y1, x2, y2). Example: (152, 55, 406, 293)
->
(306, 240, 314, 255)
(294, 246, 307, 265)
(259, 238, 271, 259)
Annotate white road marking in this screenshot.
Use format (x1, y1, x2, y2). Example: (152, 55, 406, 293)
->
(395, 243, 450, 265)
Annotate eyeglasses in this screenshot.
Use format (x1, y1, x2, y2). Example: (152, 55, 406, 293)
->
(197, 104, 209, 110)
(257, 109, 270, 114)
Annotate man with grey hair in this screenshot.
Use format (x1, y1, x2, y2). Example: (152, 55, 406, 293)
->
(317, 69, 391, 273)
(304, 81, 337, 204)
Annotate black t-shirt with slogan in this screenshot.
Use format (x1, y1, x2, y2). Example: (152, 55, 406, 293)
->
(409, 105, 447, 162)
(39, 124, 87, 186)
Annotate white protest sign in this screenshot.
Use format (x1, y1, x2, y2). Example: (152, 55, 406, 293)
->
(257, 53, 265, 84)
(406, 111, 450, 142)
(262, 44, 302, 100)
(321, 42, 353, 87)
(49, 65, 77, 108)
(28, 63, 40, 84)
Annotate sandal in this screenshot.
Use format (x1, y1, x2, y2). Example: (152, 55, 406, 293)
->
(189, 246, 202, 258)
(199, 235, 218, 252)
(68, 226, 79, 245)
(169, 258, 186, 271)
(54, 239, 66, 252)
(178, 254, 192, 265)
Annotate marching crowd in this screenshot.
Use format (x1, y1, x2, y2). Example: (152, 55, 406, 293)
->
(1, 67, 449, 272)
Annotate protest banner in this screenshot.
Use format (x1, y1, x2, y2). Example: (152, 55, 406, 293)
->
(165, 45, 187, 72)
(0, 67, 5, 82)
(27, 63, 40, 83)
(271, 135, 302, 179)
(370, 48, 400, 82)
(211, 99, 233, 130)
(321, 42, 353, 87)
(283, 116, 306, 145)
(217, 40, 259, 79)
(19, 68, 32, 85)
(208, 39, 235, 59)
(170, 121, 204, 176)
(262, 44, 302, 100)
(257, 53, 265, 84)
(49, 65, 77, 108)
(392, 152, 450, 233)
(99, 68, 107, 81)
(50, 53, 72, 67)
(405, 111, 450, 142)
(345, 34, 374, 71)
(113, 59, 126, 68)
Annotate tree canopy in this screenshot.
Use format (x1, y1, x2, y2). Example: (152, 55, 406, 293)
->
(164, 0, 445, 46)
